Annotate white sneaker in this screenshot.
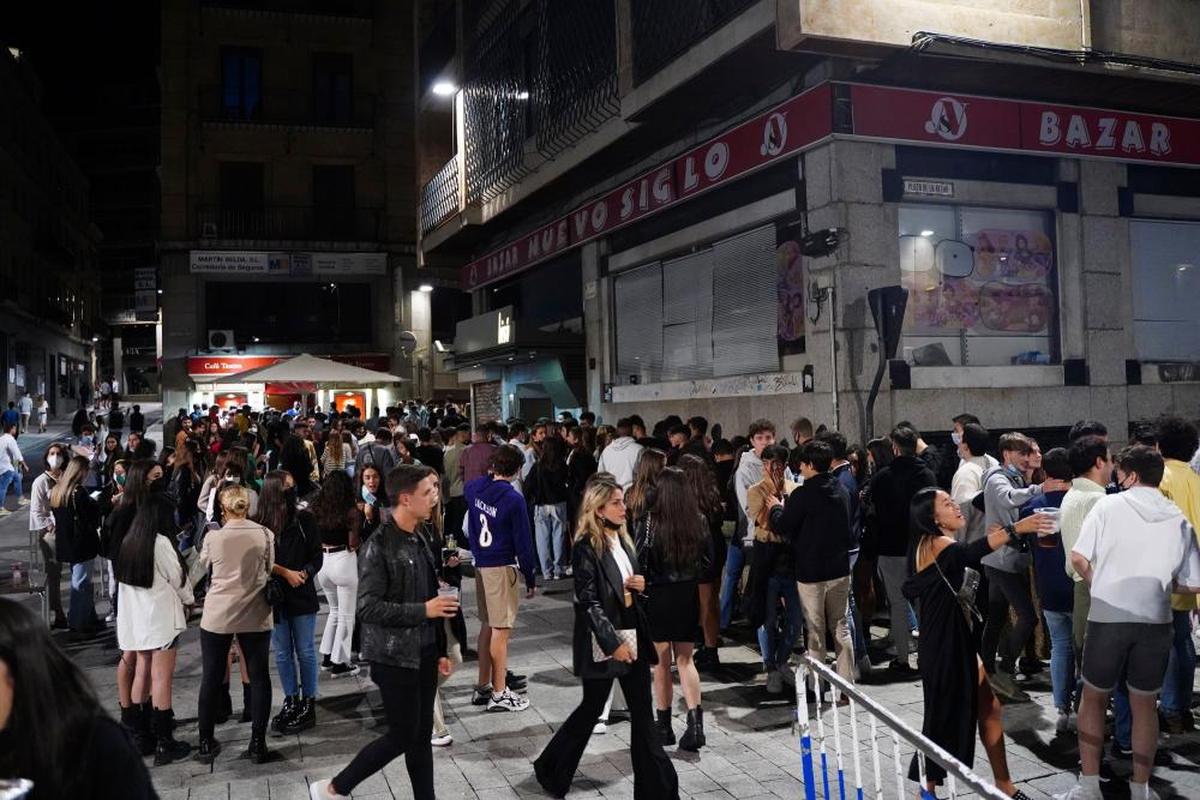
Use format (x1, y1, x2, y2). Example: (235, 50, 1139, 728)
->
(487, 687, 530, 712)
(592, 720, 607, 735)
(309, 778, 348, 799)
(0, 509, 12, 517)
(1054, 781, 1103, 800)
(431, 732, 453, 747)
(17, 498, 28, 506)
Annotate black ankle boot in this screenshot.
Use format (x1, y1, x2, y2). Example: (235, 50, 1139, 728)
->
(194, 736, 221, 764)
(678, 706, 705, 751)
(153, 708, 192, 765)
(654, 708, 675, 746)
(282, 697, 316, 735)
(239, 683, 253, 723)
(120, 705, 152, 756)
(215, 682, 232, 724)
(243, 733, 277, 764)
(271, 695, 298, 736)
(135, 702, 156, 756)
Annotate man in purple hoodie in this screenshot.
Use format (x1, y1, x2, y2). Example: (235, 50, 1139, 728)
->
(465, 444, 537, 712)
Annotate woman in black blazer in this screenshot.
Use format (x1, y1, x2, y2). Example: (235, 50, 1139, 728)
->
(533, 473, 678, 800)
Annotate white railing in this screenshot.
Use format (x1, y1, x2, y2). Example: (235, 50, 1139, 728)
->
(794, 655, 1011, 800)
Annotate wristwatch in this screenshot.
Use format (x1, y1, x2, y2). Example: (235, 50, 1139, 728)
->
(1003, 523, 1020, 548)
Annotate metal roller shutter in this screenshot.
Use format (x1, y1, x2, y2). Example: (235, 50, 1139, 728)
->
(711, 224, 778, 376)
(614, 262, 663, 382)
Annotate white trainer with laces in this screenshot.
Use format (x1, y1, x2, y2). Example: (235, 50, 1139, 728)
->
(431, 732, 453, 747)
(487, 686, 530, 712)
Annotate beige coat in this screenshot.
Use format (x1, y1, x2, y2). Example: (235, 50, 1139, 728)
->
(191, 518, 275, 634)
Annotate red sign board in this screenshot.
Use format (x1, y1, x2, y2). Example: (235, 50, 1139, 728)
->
(461, 83, 834, 290)
(188, 353, 391, 379)
(848, 83, 1200, 167)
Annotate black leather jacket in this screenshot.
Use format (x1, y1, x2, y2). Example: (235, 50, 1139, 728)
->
(357, 519, 447, 668)
(571, 535, 657, 680)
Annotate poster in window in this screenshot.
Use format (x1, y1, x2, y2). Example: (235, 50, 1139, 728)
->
(776, 238, 806, 355)
(902, 229, 1054, 337)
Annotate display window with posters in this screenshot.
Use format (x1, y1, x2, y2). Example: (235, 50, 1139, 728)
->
(1128, 218, 1200, 363)
(898, 204, 1059, 367)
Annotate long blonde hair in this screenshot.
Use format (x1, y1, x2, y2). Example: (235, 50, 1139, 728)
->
(574, 474, 633, 556)
(50, 455, 90, 508)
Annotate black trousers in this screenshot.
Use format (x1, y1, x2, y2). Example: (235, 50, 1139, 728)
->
(534, 661, 678, 800)
(334, 657, 438, 799)
(980, 566, 1037, 674)
(198, 629, 272, 739)
(445, 496, 467, 542)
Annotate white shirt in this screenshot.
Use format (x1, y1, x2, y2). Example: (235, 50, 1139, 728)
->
(117, 534, 194, 651)
(0, 433, 23, 473)
(1072, 487, 1200, 625)
(607, 532, 634, 583)
(951, 454, 999, 504)
(18, 396, 32, 414)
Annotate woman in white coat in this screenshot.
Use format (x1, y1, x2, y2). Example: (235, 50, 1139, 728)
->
(116, 493, 194, 765)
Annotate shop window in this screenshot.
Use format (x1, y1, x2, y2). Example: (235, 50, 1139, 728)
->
(614, 223, 779, 384)
(898, 204, 1059, 367)
(1129, 219, 1200, 362)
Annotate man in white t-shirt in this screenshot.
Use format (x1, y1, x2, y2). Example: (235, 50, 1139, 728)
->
(1059, 446, 1200, 800)
(17, 393, 33, 436)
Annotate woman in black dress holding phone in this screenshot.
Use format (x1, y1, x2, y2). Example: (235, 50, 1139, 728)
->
(534, 474, 678, 799)
(903, 487, 1052, 799)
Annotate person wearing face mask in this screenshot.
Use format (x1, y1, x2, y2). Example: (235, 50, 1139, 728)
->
(94, 433, 121, 489)
(356, 465, 388, 543)
(951, 423, 998, 505)
(979, 433, 1071, 702)
(533, 474, 678, 799)
(30, 442, 69, 629)
(50, 455, 104, 637)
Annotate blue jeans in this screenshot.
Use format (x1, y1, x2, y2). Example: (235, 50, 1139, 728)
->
(756, 574, 803, 671)
(69, 561, 95, 630)
(1043, 610, 1076, 711)
(1160, 609, 1196, 716)
(273, 612, 319, 699)
(534, 503, 568, 579)
(719, 542, 746, 630)
(0, 469, 22, 505)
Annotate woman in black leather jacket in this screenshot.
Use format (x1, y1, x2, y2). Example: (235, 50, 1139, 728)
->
(635, 467, 712, 752)
(534, 474, 678, 800)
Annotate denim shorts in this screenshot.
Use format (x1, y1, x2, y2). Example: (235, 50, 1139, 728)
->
(1081, 621, 1172, 694)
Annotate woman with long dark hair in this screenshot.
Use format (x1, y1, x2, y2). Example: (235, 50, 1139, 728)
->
(280, 434, 318, 499)
(313, 469, 362, 677)
(625, 449, 666, 525)
(356, 464, 389, 543)
(115, 494, 193, 765)
(534, 475, 678, 798)
(50, 455, 103, 635)
(256, 470, 323, 735)
(636, 467, 711, 751)
(0, 598, 157, 799)
(677, 453, 725, 670)
(903, 487, 1051, 799)
(30, 441, 68, 629)
(528, 436, 571, 581)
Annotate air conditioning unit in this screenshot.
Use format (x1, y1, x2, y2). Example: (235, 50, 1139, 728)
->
(207, 329, 236, 352)
(201, 221, 219, 238)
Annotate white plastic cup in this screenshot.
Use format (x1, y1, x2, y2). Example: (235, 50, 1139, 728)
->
(437, 585, 460, 604)
(1034, 507, 1061, 533)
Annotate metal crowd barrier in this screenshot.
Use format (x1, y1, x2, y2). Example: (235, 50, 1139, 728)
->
(794, 655, 1010, 800)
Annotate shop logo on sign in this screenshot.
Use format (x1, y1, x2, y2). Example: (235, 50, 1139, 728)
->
(924, 97, 968, 141)
(760, 112, 788, 156)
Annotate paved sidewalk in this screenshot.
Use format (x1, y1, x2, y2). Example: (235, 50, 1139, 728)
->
(2, 491, 1200, 796)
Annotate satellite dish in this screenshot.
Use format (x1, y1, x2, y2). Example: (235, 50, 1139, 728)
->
(397, 331, 418, 354)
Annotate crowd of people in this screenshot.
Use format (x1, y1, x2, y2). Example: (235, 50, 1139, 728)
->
(1, 396, 1199, 800)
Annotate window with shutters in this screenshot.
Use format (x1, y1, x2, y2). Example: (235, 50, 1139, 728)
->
(612, 223, 780, 384)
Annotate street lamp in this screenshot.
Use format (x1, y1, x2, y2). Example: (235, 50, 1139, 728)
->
(418, 283, 434, 293)
(432, 81, 457, 97)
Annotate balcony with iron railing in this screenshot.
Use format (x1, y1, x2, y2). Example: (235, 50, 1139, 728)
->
(196, 205, 382, 242)
(198, 86, 376, 128)
(420, 155, 461, 235)
(630, 0, 759, 85)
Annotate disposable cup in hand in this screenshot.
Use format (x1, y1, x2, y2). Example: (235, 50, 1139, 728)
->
(1034, 508, 1060, 533)
(437, 585, 460, 604)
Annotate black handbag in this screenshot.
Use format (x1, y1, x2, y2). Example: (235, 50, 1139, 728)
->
(262, 526, 286, 608)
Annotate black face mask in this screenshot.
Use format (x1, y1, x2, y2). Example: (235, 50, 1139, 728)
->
(600, 517, 622, 531)
(284, 486, 298, 503)
(150, 477, 167, 493)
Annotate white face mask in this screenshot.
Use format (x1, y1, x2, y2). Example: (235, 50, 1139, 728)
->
(951, 432, 963, 446)
(47, 454, 62, 470)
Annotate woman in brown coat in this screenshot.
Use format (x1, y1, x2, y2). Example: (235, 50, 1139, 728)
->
(191, 483, 275, 764)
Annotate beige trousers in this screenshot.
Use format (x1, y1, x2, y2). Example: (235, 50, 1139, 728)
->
(797, 575, 855, 684)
